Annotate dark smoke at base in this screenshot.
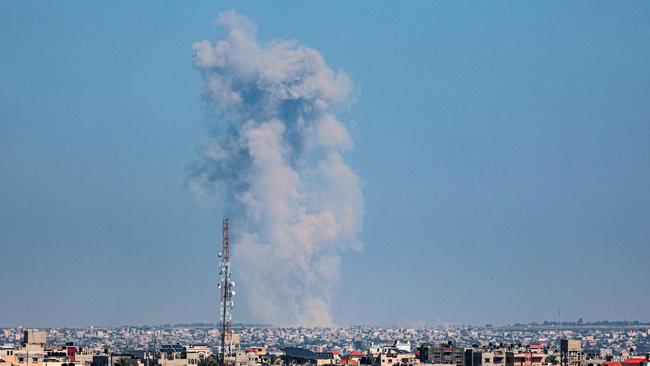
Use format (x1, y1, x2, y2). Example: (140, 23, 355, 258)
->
(189, 11, 364, 326)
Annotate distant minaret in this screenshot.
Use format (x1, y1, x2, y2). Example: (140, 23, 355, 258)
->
(218, 218, 234, 366)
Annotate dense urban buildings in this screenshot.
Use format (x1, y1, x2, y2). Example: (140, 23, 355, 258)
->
(1, 325, 648, 366)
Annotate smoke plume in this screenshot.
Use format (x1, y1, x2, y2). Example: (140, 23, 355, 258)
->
(190, 11, 363, 326)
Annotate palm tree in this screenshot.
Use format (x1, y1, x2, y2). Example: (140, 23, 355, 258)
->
(115, 357, 131, 366)
(198, 356, 219, 366)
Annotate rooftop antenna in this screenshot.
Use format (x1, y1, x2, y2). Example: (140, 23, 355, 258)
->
(218, 218, 234, 366)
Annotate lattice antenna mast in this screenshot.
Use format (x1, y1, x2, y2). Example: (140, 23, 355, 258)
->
(218, 218, 234, 366)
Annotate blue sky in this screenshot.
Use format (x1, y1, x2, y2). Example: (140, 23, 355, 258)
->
(1, 1, 649, 327)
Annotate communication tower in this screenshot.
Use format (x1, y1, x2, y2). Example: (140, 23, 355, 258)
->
(218, 218, 235, 366)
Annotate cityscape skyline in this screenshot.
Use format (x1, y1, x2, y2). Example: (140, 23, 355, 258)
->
(1, 1, 649, 327)
(3, 322, 650, 331)
(4, 320, 650, 330)
(2, 323, 650, 350)
(2, 323, 649, 366)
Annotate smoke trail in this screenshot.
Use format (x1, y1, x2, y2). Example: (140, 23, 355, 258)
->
(189, 11, 363, 326)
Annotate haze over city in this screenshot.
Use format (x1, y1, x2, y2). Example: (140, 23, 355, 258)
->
(1, 1, 649, 329)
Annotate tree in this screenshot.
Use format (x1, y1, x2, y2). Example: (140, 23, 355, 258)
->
(198, 356, 219, 366)
(115, 357, 132, 366)
(545, 355, 558, 365)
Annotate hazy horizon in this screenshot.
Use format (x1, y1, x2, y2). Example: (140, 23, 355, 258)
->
(4, 319, 650, 330)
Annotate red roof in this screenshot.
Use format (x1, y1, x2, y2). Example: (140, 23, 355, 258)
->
(338, 356, 360, 366)
(602, 362, 622, 366)
(348, 352, 364, 357)
(623, 358, 647, 365)
(530, 345, 544, 349)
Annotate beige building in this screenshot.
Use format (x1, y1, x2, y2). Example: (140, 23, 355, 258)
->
(378, 351, 417, 366)
(186, 345, 211, 366)
(159, 345, 189, 366)
(1, 344, 17, 365)
(22, 332, 46, 348)
(560, 341, 583, 366)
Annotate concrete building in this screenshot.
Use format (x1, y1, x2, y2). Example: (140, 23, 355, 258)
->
(377, 350, 416, 366)
(159, 344, 188, 366)
(464, 349, 507, 366)
(561, 341, 584, 366)
(185, 345, 211, 365)
(417, 343, 464, 366)
(23, 332, 46, 348)
(506, 351, 544, 366)
(13, 344, 46, 366)
(1, 344, 17, 365)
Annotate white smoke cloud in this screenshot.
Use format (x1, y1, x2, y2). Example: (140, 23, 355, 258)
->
(190, 11, 363, 326)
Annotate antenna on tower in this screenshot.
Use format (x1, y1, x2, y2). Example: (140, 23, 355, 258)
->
(218, 218, 234, 366)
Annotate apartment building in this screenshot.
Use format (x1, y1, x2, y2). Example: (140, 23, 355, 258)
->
(417, 342, 464, 366)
